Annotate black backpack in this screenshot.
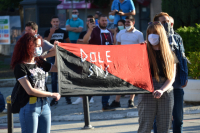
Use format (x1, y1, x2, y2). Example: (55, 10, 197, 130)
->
(11, 65, 30, 113)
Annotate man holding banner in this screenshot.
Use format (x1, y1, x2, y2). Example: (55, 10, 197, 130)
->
(83, 14, 115, 111)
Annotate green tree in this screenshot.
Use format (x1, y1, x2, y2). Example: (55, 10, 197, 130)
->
(162, 0, 200, 29)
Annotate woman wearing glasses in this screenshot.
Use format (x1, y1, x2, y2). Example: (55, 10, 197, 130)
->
(137, 22, 178, 133)
(11, 33, 60, 133)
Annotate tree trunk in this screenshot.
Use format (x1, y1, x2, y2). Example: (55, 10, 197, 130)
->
(19, 5, 24, 32)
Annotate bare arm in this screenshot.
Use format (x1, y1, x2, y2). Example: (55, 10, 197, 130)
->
(118, 10, 136, 16)
(44, 27, 56, 42)
(66, 25, 78, 31)
(82, 30, 92, 44)
(18, 78, 60, 100)
(153, 64, 176, 99)
(82, 23, 95, 44)
(65, 38, 71, 43)
(73, 27, 83, 33)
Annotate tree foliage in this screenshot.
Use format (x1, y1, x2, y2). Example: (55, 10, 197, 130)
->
(0, 0, 23, 11)
(162, 0, 200, 29)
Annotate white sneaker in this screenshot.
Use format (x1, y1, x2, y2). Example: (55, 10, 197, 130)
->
(89, 97, 94, 104)
(2, 109, 7, 114)
(72, 98, 82, 104)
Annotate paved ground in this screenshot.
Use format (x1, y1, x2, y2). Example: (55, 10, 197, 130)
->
(0, 84, 200, 123)
(0, 114, 200, 133)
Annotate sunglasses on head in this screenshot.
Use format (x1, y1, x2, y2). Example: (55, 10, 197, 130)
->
(148, 21, 162, 25)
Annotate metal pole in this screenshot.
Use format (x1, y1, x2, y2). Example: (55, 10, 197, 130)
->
(82, 96, 94, 129)
(6, 96, 13, 133)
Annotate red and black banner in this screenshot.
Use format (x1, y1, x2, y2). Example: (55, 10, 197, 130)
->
(56, 43, 154, 96)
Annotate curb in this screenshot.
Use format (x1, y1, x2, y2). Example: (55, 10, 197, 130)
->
(1, 108, 200, 124)
(0, 111, 139, 124)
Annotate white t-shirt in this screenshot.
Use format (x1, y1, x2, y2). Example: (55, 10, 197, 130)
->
(117, 28, 144, 45)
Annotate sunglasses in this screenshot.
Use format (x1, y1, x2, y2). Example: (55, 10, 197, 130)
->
(148, 21, 162, 25)
(72, 12, 78, 14)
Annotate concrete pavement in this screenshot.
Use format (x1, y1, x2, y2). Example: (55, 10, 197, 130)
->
(0, 114, 200, 133)
(0, 83, 200, 124)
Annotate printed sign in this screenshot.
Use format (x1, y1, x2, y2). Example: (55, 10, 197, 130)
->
(0, 16, 10, 44)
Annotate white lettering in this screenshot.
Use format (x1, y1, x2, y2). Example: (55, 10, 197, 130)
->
(90, 52, 97, 62)
(104, 65, 109, 78)
(106, 51, 112, 63)
(88, 65, 94, 77)
(80, 49, 88, 62)
(95, 65, 104, 77)
(98, 52, 104, 63)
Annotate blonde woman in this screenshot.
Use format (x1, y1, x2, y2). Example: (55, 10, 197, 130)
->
(137, 22, 178, 133)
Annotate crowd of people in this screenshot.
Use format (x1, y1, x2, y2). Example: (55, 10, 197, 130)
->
(10, 0, 188, 133)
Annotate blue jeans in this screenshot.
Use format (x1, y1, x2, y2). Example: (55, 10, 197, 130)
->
(47, 57, 58, 93)
(153, 89, 184, 133)
(19, 98, 51, 133)
(172, 89, 184, 133)
(102, 96, 110, 107)
(70, 40, 77, 43)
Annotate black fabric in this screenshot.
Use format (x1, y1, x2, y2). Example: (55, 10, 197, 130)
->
(57, 46, 150, 96)
(44, 28, 69, 44)
(151, 50, 166, 78)
(78, 31, 87, 39)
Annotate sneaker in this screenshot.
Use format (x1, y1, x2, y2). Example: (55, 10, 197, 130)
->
(102, 105, 116, 111)
(128, 100, 134, 108)
(50, 99, 58, 106)
(110, 100, 121, 108)
(2, 109, 7, 114)
(72, 97, 82, 104)
(89, 97, 94, 104)
(66, 99, 72, 104)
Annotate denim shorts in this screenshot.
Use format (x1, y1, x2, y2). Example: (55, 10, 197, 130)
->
(19, 97, 51, 133)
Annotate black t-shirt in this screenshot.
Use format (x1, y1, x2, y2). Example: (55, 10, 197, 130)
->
(14, 61, 52, 92)
(78, 31, 87, 39)
(151, 50, 166, 78)
(44, 28, 69, 44)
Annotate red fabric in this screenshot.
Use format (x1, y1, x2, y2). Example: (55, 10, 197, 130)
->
(58, 43, 154, 92)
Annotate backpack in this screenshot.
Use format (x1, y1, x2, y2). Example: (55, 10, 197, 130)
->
(11, 64, 30, 113)
(11, 82, 21, 113)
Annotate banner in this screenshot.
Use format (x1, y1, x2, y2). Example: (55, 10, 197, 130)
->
(0, 16, 10, 44)
(56, 43, 154, 96)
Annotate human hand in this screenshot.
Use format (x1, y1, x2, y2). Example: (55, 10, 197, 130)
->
(50, 26, 56, 34)
(51, 93, 61, 101)
(88, 22, 95, 31)
(153, 90, 164, 99)
(117, 11, 125, 16)
(182, 80, 188, 88)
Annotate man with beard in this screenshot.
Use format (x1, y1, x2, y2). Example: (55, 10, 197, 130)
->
(83, 14, 115, 111)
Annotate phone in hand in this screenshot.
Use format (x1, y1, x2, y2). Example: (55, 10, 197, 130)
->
(115, 11, 119, 14)
(90, 19, 94, 23)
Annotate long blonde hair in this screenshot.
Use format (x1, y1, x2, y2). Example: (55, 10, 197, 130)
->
(147, 24, 174, 82)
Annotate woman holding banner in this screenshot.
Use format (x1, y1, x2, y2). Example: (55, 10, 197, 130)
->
(11, 33, 60, 133)
(137, 22, 178, 133)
